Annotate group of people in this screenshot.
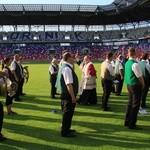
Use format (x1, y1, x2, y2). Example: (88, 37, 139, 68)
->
(0, 47, 149, 141)
(48, 47, 150, 138)
(101, 48, 150, 130)
(0, 54, 28, 141)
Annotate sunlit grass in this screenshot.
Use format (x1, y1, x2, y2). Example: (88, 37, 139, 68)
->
(0, 63, 150, 150)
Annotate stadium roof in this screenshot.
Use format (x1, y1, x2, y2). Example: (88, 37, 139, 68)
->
(0, 0, 149, 25)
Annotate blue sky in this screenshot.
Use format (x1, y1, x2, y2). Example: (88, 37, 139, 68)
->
(0, 0, 114, 5)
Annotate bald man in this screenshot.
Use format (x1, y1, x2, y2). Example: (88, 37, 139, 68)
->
(78, 55, 97, 105)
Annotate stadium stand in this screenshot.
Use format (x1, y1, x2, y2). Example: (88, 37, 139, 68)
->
(0, 44, 149, 61)
(0, 27, 149, 43)
(0, 0, 149, 62)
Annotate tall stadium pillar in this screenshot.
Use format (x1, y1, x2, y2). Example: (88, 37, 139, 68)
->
(86, 25, 89, 32)
(72, 25, 75, 32)
(13, 25, 18, 32)
(103, 25, 106, 31)
(28, 25, 31, 32)
(43, 24, 45, 43)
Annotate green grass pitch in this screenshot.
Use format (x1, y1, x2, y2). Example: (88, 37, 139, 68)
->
(0, 62, 150, 150)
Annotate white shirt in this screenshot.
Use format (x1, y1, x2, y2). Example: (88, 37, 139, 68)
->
(49, 63, 57, 74)
(129, 58, 142, 78)
(118, 60, 123, 70)
(107, 59, 115, 76)
(141, 59, 150, 74)
(111, 60, 115, 68)
(3, 68, 8, 75)
(59, 59, 64, 67)
(101, 59, 115, 78)
(11, 60, 24, 78)
(62, 62, 73, 85)
(11, 60, 17, 71)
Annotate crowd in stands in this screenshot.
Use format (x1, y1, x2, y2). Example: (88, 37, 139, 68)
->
(0, 43, 149, 62)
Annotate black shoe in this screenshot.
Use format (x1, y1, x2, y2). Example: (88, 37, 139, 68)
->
(115, 93, 123, 96)
(0, 134, 6, 142)
(141, 105, 149, 109)
(77, 100, 81, 104)
(124, 122, 129, 127)
(51, 97, 58, 99)
(55, 93, 60, 95)
(102, 107, 111, 111)
(61, 132, 76, 138)
(102, 108, 111, 111)
(129, 126, 143, 130)
(69, 129, 76, 134)
(15, 98, 22, 102)
(7, 111, 18, 116)
(20, 93, 26, 96)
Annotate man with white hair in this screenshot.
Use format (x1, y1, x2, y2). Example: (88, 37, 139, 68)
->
(11, 54, 23, 101)
(77, 55, 97, 105)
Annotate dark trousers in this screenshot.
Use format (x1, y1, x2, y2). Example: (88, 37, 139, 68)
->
(15, 79, 22, 100)
(141, 78, 149, 108)
(101, 79, 113, 109)
(50, 77, 57, 98)
(115, 75, 124, 95)
(6, 91, 14, 106)
(20, 78, 24, 94)
(78, 88, 97, 105)
(0, 102, 4, 133)
(125, 84, 142, 128)
(61, 93, 76, 134)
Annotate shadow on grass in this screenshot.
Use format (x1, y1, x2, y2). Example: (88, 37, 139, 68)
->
(0, 138, 67, 150)
(1, 92, 150, 149)
(5, 113, 61, 122)
(2, 120, 150, 150)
